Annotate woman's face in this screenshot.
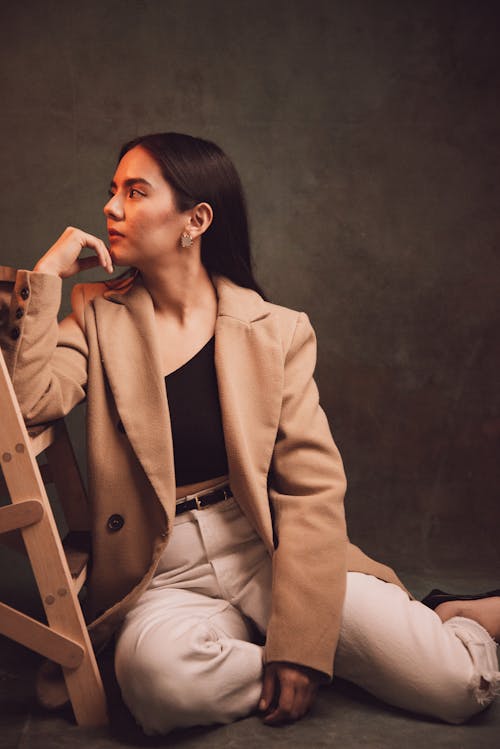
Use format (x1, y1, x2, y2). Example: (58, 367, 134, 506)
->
(104, 145, 188, 269)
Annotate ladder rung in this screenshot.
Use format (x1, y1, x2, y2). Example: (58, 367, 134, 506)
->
(71, 564, 87, 594)
(0, 499, 44, 534)
(0, 601, 84, 668)
(63, 532, 90, 593)
(29, 424, 58, 457)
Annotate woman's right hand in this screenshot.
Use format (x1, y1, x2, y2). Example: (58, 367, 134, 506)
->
(33, 226, 114, 278)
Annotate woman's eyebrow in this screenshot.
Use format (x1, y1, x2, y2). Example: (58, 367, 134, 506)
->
(109, 177, 153, 189)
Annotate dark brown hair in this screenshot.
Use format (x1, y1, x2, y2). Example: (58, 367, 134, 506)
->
(114, 132, 265, 297)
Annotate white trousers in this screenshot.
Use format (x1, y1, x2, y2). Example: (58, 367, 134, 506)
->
(115, 494, 500, 735)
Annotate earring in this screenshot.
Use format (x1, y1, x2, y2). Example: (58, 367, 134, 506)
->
(181, 231, 193, 248)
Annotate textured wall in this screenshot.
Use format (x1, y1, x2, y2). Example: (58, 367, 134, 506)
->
(1, 0, 499, 574)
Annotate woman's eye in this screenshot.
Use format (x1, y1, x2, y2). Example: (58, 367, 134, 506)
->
(106, 187, 145, 199)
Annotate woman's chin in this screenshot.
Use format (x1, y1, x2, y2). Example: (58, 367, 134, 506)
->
(109, 249, 130, 268)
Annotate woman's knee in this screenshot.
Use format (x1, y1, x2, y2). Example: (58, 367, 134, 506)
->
(114, 616, 263, 734)
(114, 620, 225, 732)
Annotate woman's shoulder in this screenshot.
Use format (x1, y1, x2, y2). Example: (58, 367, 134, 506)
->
(264, 297, 304, 320)
(70, 274, 133, 327)
(263, 298, 308, 339)
(215, 274, 305, 326)
(216, 276, 312, 356)
(264, 301, 314, 354)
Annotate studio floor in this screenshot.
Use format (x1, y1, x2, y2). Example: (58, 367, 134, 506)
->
(1, 569, 499, 749)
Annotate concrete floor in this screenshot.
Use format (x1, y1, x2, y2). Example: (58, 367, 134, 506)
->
(1, 570, 499, 749)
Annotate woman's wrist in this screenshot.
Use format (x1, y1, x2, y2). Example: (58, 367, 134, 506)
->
(33, 259, 60, 276)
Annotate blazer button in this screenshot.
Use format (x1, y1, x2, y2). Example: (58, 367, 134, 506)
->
(10, 327, 20, 340)
(15, 307, 24, 319)
(107, 514, 124, 532)
(20, 287, 30, 300)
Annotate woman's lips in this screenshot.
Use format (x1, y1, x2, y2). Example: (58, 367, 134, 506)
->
(108, 229, 124, 240)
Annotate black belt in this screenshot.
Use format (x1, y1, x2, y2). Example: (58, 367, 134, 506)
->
(175, 484, 233, 516)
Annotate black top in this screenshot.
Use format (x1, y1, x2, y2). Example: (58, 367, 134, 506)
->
(165, 336, 229, 486)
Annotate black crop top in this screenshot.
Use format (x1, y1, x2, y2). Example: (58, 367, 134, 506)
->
(165, 336, 229, 486)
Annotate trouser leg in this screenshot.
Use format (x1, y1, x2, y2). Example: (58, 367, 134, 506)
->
(114, 497, 272, 735)
(115, 588, 264, 735)
(115, 496, 500, 733)
(334, 572, 500, 724)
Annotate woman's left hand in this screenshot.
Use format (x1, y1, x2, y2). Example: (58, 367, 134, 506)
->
(258, 661, 322, 725)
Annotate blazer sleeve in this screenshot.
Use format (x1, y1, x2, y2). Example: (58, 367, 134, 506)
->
(0, 269, 88, 425)
(265, 311, 348, 680)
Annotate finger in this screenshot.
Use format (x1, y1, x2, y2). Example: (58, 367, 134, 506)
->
(79, 233, 114, 273)
(262, 682, 295, 725)
(64, 250, 113, 278)
(264, 678, 319, 725)
(38, 227, 114, 279)
(98, 239, 114, 273)
(76, 255, 102, 273)
(59, 255, 101, 279)
(291, 682, 316, 720)
(259, 666, 277, 712)
(265, 689, 313, 724)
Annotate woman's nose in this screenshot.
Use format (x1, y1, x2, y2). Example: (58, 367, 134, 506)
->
(104, 194, 124, 220)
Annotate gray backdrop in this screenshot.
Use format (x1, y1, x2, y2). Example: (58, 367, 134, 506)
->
(1, 0, 499, 577)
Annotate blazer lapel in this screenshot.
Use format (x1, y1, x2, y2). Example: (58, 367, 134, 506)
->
(95, 279, 176, 517)
(213, 276, 283, 549)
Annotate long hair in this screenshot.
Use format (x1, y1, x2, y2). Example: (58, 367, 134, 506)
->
(113, 132, 265, 298)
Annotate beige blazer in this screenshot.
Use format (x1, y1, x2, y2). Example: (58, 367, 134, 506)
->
(2, 269, 408, 679)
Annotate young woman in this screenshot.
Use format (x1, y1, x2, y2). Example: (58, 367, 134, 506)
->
(2, 133, 499, 735)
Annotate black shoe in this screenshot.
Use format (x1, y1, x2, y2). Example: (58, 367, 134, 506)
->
(421, 588, 500, 610)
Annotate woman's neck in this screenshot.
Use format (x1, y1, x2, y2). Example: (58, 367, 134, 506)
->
(139, 257, 217, 324)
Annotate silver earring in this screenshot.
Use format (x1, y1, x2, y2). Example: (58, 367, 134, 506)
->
(181, 231, 193, 248)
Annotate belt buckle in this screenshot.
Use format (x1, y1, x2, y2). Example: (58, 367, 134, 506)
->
(191, 485, 229, 512)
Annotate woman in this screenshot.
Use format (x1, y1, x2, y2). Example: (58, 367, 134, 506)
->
(2, 133, 499, 734)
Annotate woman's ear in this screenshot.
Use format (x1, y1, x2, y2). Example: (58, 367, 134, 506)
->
(187, 202, 213, 238)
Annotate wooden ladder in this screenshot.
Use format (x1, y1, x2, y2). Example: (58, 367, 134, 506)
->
(0, 279, 107, 726)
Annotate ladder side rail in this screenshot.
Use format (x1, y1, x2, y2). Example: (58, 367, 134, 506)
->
(0, 350, 107, 726)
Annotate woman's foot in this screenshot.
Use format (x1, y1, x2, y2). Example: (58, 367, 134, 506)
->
(435, 596, 500, 641)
